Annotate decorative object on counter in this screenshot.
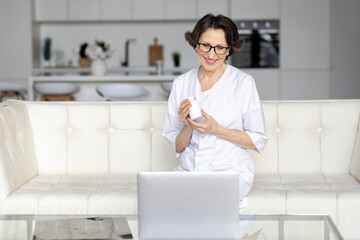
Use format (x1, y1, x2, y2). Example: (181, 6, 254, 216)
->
(79, 42, 91, 68)
(54, 48, 65, 67)
(172, 51, 181, 67)
(0, 82, 27, 102)
(156, 60, 164, 75)
(43, 37, 51, 67)
(149, 37, 163, 66)
(96, 83, 150, 101)
(34, 83, 79, 101)
(91, 59, 107, 76)
(172, 51, 182, 75)
(86, 40, 114, 76)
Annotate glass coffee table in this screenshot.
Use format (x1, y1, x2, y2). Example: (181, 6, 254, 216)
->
(0, 214, 343, 240)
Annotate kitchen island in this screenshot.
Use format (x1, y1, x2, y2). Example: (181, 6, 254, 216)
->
(29, 68, 183, 101)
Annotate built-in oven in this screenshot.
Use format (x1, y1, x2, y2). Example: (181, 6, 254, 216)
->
(230, 20, 280, 68)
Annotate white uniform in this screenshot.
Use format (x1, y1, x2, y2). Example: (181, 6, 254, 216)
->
(162, 65, 268, 208)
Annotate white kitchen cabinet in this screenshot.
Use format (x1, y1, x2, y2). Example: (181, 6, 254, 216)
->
(245, 69, 280, 100)
(101, 0, 132, 20)
(280, 0, 330, 70)
(164, 0, 196, 20)
(0, 0, 32, 84)
(68, 0, 101, 21)
(281, 70, 330, 99)
(133, 0, 165, 20)
(230, 0, 280, 19)
(198, 0, 229, 18)
(35, 0, 68, 21)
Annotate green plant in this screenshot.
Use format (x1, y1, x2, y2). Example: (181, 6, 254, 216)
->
(44, 38, 51, 61)
(172, 52, 181, 67)
(172, 52, 180, 60)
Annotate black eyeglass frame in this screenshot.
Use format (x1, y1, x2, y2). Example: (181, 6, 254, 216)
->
(197, 42, 230, 55)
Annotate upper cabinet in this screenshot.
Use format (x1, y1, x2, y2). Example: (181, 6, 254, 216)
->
(101, 0, 132, 20)
(34, 0, 230, 22)
(280, 0, 330, 69)
(198, 0, 229, 17)
(164, 0, 196, 20)
(133, 0, 165, 20)
(35, 0, 68, 21)
(68, 0, 101, 21)
(230, 0, 280, 19)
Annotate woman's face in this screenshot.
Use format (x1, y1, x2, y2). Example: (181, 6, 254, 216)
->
(197, 28, 230, 73)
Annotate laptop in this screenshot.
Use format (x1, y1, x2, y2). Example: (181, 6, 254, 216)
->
(137, 171, 240, 240)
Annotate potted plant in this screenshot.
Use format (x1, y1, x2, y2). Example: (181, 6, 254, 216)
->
(172, 52, 181, 67)
(43, 37, 51, 67)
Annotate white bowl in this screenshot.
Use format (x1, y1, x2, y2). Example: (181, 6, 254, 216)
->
(34, 83, 79, 95)
(160, 81, 173, 93)
(96, 84, 150, 101)
(0, 82, 27, 93)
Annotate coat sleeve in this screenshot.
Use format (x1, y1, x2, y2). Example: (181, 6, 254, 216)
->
(241, 75, 268, 154)
(162, 78, 184, 157)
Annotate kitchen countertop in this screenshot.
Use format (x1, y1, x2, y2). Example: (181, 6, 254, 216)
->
(28, 67, 186, 101)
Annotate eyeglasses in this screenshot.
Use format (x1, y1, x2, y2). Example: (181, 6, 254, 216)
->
(197, 42, 230, 55)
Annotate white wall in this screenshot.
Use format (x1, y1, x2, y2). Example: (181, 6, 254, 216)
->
(39, 21, 200, 69)
(330, 0, 360, 99)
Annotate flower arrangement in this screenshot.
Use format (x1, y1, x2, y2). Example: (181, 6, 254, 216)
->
(86, 40, 114, 60)
(76, 40, 114, 60)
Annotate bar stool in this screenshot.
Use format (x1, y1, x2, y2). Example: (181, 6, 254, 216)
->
(0, 82, 27, 102)
(34, 83, 80, 101)
(96, 84, 150, 101)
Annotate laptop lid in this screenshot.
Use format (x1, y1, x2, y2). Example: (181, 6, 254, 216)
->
(137, 171, 240, 240)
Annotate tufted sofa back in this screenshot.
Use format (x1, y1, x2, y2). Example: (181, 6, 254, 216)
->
(24, 101, 178, 175)
(250, 100, 360, 177)
(1, 100, 360, 201)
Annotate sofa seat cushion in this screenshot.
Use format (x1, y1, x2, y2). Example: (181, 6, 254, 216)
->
(0, 174, 137, 214)
(240, 173, 360, 224)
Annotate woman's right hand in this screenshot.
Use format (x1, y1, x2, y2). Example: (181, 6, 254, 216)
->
(178, 98, 192, 126)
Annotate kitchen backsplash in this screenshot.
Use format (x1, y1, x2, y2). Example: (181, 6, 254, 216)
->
(39, 22, 200, 69)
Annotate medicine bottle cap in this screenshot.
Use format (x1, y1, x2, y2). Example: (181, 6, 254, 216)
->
(187, 96, 195, 101)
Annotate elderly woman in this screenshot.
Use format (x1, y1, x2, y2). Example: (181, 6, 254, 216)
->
(163, 14, 268, 208)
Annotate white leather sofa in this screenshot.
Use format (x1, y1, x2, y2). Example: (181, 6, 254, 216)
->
(0, 100, 359, 239)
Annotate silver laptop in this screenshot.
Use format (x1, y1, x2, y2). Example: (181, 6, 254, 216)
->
(137, 171, 240, 240)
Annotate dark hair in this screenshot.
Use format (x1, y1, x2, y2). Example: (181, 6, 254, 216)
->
(185, 14, 244, 57)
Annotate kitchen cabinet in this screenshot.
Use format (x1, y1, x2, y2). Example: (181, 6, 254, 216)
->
(35, 0, 68, 21)
(101, 0, 132, 20)
(68, 0, 101, 21)
(246, 69, 280, 100)
(280, 0, 330, 70)
(164, 0, 196, 20)
(230, 0, 280, 19)
(0, 0, 32, 84)
(281, 70, 330, 99)
(198, 0, 229, 18)
(133, 0, 165, 20)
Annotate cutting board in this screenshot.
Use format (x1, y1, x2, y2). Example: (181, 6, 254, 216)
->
(149, 38, 163, 66)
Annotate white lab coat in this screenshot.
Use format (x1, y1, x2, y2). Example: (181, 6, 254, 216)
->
(162, 65, 268, 208)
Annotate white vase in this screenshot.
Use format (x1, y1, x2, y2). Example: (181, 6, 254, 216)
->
(91, 59, 107, 76)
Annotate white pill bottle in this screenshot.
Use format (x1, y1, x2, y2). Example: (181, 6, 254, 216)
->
(187, 96, 202, 120)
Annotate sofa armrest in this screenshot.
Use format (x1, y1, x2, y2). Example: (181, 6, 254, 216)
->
(350, 118, 360, 183)
(0, 100, 38, 201)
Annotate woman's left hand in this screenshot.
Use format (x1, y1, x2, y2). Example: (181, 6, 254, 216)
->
(188, 109, 220, 135)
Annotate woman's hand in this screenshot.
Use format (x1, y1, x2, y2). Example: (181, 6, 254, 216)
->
(178, 98, 192, 126)
(188, 109, 220, 135)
